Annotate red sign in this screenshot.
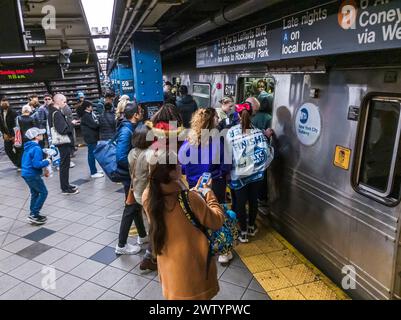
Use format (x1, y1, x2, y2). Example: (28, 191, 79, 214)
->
(0, 64, 62, 83)
(0, 68, 35, 80)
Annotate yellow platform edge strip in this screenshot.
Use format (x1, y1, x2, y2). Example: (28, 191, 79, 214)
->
(235, 217, 351, 300)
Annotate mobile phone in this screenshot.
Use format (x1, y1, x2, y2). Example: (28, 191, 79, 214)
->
(199, 172, 211, 188)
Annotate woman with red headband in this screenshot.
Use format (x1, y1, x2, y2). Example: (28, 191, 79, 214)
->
(226, 101, 274, 243)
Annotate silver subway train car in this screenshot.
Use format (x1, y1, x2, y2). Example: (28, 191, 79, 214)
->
(163, 52, 401, 300)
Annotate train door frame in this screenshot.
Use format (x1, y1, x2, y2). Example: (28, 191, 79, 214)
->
(351, 91, 401, 299)
(235, 75, 276, 117)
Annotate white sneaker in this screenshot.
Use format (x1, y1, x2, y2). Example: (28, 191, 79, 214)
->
(97, 170, 103, 174)
(70, 161, 76, 168)
(115, 243, 141, 255)
(218, 251, 233, 264)
(91, 172, 104, 179)
(137, 235, 149, 245)
(238, 231, 249, 243)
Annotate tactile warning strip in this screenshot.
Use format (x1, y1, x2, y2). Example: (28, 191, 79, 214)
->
(235, 222, 350, 300)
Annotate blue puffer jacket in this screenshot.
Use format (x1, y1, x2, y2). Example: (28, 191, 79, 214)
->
(115, 120, 141, 172)
(178, 138, 231, 188)
(21, 141, 50, 177)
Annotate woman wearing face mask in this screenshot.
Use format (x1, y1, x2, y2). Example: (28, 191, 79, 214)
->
(142, 153, 225, 300)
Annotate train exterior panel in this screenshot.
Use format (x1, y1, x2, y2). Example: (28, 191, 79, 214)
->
(163, 62, 401, 300)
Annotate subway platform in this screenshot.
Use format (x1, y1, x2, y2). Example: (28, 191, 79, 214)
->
(0, 143, 348, 300)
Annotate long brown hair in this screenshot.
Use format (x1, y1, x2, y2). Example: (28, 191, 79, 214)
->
(147, 160, 178, 256)
(189, 107, 217, 145)
(240, 106, 252, 134)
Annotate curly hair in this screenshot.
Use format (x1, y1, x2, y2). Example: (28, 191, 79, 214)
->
(188, 107, 217, 145)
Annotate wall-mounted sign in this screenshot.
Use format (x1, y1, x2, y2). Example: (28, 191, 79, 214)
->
(0, 64, 62, 83)
(197, 0, 401, 68)
(25, 28, 46, 47)
(347, 105, 360, 121)
(333, 145, 351, 170)
(295, 102, 321, 146)
(224, 84, 236, 97)
(121, 80, 134, 94)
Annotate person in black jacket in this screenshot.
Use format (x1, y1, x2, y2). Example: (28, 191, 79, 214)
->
(77, 100, 104, 179)
(18, 105, 36, 144)
(48, 94, 79, 195)
(98, 100, 116, 141)
(0, 95, 21, 169)
(175, 85, 198, 128)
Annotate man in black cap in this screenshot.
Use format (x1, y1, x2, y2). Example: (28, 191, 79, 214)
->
(0, 95, 21, 169)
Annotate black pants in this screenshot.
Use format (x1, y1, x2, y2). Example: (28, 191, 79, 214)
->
(212, 177, 227, 204)
(58, 144, 71, 192)
(3, 140, 21, 167)
(118, 183, 147, 247)
(258, 170, 268, 201)
(233, 181, 261, 232)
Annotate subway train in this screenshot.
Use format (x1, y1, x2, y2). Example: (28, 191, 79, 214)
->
(162, 49, 401, 300)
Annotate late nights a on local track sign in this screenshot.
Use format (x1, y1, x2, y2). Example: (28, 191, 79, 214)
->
(196, 0, 401, 67)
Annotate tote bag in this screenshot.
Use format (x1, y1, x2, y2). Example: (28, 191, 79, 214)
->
(13, 117, 22, 148)
(50, 112, 71, 146)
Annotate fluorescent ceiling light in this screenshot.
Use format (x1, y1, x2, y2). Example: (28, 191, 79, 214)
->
(81, 0, 114, 72)
(93, 38, 109, 51)
(0, 54, 47, 59)
(81, 0, 114, 35)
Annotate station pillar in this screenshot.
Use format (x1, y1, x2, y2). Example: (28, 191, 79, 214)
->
(130, 32, 164, 119)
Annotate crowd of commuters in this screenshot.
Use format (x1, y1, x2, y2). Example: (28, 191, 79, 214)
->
(0, 78, 275, 300)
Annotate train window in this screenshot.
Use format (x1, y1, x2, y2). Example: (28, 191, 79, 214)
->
(237, 77, 275, 116)
(192, 82, 211, 108)
(354, 96, 401, 205)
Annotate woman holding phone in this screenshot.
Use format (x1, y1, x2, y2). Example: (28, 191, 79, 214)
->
(142, 152, 225, 300)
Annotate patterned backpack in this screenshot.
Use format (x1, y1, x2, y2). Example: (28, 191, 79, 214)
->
(178, 190, 239, 257)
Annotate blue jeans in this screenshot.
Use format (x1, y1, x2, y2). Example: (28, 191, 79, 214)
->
(87, 143, 98, 175)
(23, 176, 48, 217)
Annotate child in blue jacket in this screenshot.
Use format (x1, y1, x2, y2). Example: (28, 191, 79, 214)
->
(22, 128, 51, 225)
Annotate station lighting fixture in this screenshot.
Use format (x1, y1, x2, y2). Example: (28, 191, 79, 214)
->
(81, 0, 114, 77)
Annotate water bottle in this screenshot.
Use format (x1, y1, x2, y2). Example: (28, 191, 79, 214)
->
(50, 145, 61, 168)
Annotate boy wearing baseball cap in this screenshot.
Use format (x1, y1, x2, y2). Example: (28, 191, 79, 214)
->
(21, 127, 51, 225)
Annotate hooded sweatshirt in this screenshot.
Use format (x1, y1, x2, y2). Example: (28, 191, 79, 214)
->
(176, 95, 198, 128)
(21, 141, 50, 177)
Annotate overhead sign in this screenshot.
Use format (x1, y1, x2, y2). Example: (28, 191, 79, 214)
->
(334, 145, 351, 170)
(196, 25, 281, 67)
(25, 28, 47, 47)
(0, 64, 62, 83)
(196, 0, 401, 67)
(295, 102, 321, 146)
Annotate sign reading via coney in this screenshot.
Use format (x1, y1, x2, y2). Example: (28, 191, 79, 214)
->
(196, 0, 401, 67)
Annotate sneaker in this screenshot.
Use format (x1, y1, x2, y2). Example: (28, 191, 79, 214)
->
(115, 243, 141, 255)
(248, 225, 259, 237)
(16, 168, 21, 172)
(70, 161, 76, 168)
(97, 170, 104, 174)
(137, 235, 149, 245)
(62, 188, 79, 195)
(69, 184, 78, 191)
(238, 231, 249, 243)
(91, 172, 104, 179)
(218, 251, 234, 265)
(27, 215, 47, 225)
(139, 257, 158, 272)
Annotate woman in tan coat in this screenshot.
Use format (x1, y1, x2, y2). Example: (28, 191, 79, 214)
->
(142, 157, 225, 300)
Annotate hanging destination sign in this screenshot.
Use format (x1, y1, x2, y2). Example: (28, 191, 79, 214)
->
(196, 0, 401, 67)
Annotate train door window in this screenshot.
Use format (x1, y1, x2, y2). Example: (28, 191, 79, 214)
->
(237, 77, 275, 116)
(192, 82, 211, 108)
(354, 95, 401, 205)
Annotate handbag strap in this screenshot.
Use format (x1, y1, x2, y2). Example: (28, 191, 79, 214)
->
(178, 190, 213, 279)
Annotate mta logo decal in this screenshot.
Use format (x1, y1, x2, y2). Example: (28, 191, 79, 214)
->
(300, 108, 309, 124)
